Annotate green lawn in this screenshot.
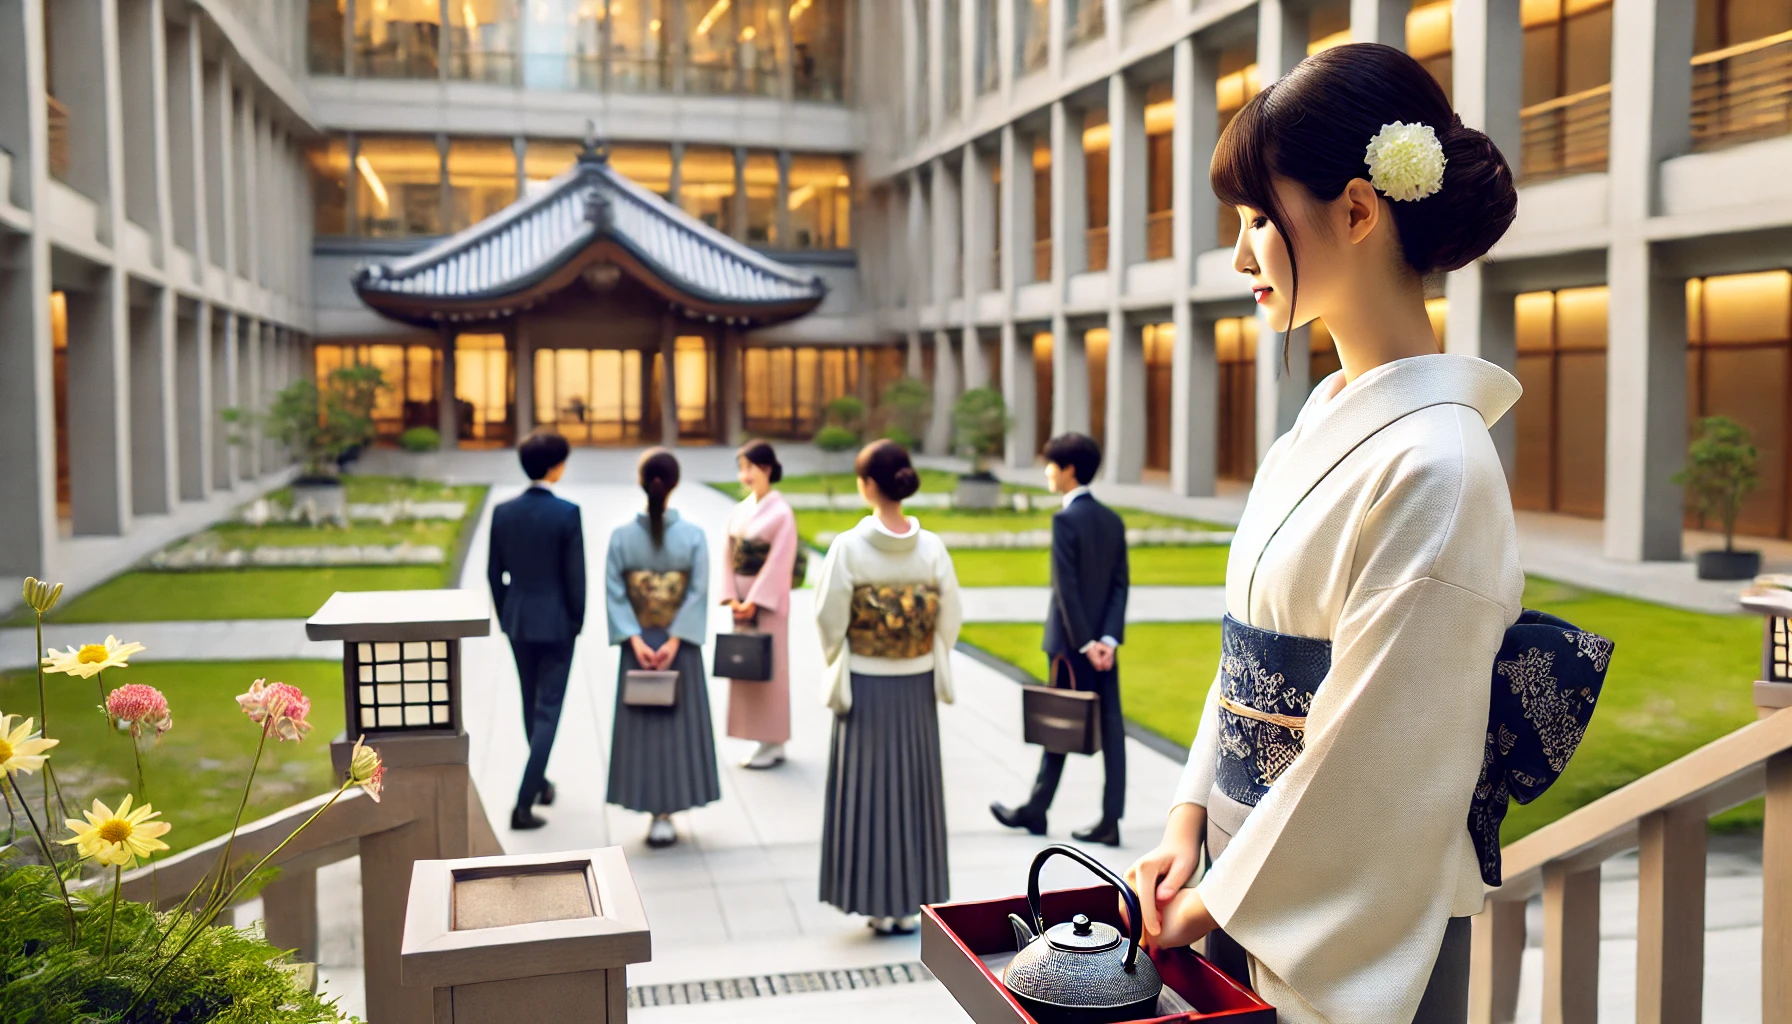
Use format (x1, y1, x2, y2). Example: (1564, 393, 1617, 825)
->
(201, 518, 464, 552)
(961, 575, 1765, 840)
(951, 545, 1230, 588)
(36, 566, 452, 624)
(267, 475, 485, 506)
(0, 661, 344, 856)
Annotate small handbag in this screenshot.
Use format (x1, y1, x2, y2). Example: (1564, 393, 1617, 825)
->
(1022, 653, 1101, 756)
(622, 669, 679, 707)
(714, 628, 774, 682)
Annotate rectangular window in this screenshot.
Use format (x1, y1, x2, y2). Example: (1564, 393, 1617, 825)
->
(451, 0, 520, 83)
(680, 145, 737, 233)
(1215, 316, 1259, 481)
(356, 136, 443, 238)
(313, 343, 442, 439)
(1510, 287, 1608, 517)
(612, 143, 675, 199)
(1144, 323, 1173, 471)
(1145, 82, 1173, 261)
(743, 151, 780, 244)
(976, 0, 1000, 94)
(1407, 0, 1454, 102)
(1691, 0, 1792, 150)
(524, 138, 582, 193)
(354, 0, 441, 79)
(1307, 1, 1351, 53)
(1032, 332, 1052, 454)
(1067, 0, 1104, 46)
(914, 0, 930, 135)
(684, 0, 737, 95)
(455, 333, 513, 445)
(789, 154, 851, 248)
(1215, 45, 1260, 248)
(1085, 327, 1108, 448)
(309, 0, 346, 74)
(1017, 0, 1049, 74)
(1520, 0, 1612, 181)
(309, 137, 350, 236)
(944, 0, 962, 116)
(1083, 110, 1109, 273)
(1033, 139, 1051, 281)
(520, 0, 602, 89)
(791, 0, 847, 101)
(447, 138, 517, 232)
(610, 0, 672, 92)
(735, 0, 786, 97)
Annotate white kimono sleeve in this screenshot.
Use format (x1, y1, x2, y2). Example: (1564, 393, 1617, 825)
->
(930, 541, 963, 705)
(813, 536, 855, 713)
(1172, 668, 1224, 809)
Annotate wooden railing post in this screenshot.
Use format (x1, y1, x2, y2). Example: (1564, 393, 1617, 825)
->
(1541, 863, 1600, 1024)
(1636, 803, 1707, 1024)
(1469, 897, 1524, 1024)
(1766, 749, 1792, 1024)
(261, 866, 319, 963)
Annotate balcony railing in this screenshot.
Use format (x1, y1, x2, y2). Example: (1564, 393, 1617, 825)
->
(1691, 28, 1792, 152)
(1033, 238, 1052, 282)
(1520, 83, 1611, 183)
(1146, 209, 1172, 261)
(46, 95, 69, 182)
(1086, 226, 1109, 273)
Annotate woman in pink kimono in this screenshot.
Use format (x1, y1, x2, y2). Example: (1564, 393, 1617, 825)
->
(720, 441, 801, 769)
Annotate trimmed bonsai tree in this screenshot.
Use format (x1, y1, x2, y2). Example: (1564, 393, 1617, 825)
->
(266, 365, 385, 480)
(813, 395, 867, 497)
(1674, 415, 1762, 579)
(876, 377, 931, 450)
(952, 387, 1011, 474)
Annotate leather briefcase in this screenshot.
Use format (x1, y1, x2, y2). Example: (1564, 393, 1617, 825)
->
(1021, 654, 1100, 755)
(623, 669, 679, 707)
(714, 630, 774, 682)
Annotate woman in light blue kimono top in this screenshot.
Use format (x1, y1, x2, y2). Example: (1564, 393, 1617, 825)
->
(604, 452, 721, 848)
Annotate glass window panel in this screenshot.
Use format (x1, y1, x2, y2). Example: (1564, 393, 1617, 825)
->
(311, 0, 347, 74)
(1555, 286, 1608, 349)
(1033, 331, 1053, 455)
(448, 138, 517, 231)
(684, 0, 736, 94)
(521, 0, 602, 89)
(357, 136, 442, 237)
(1553, 350, 1607, 517)
(1086, 327, 1108, 450)
(455, 333, 513, 444)
(791, 0, 845, 99)
(1406, 0, 1454, 59)
(308, 138, 349, 236)
(676, 335, 710, 429)
(523, 138, 582, 195)
(1426, 297, 1448, 348)
(1067, 0, 1102, 46)
(611, 143, 674, 198)
(679, 145, 736, 231)
(1515, 291, 1556, 351)
(610, 0, 672, 92)
(355, 0, 441, 78)
(1018, 0, 1049, 73)
(1523, 22, 1562, 106)
(1702, 345, 1788, 535)
(795, 346, 819, 430)
(451, 0, 520, 83)
(788, 154, 850, 249)
(1688, 278, 1704, 343)
(1561, 4, 1612, 94)
(944, 0, 962, 114)
(367, 345, 407, 428)
(735, 0, 785, 97)
(1703, 271, 1792, 343)
(976, 0, 1000, 94)
(1512, 352, 1554, 511)
(1725, 0, 1792, 45)
(743, 151, 779, 243)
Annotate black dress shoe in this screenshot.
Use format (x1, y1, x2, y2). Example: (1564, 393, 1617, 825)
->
(510, 806, 548, 830)
(1072, 819, 1121, 847)
(539, 780, 556, 806)
(990, 802, 1047, 836)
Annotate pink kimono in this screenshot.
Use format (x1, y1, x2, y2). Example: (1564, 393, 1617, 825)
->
(721, 491, 798, 743)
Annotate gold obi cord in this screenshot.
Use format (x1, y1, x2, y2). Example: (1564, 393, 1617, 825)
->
(1218, 693, 1309, 732)
(846, 583, 940, 660)
(626, 570, 688, 629)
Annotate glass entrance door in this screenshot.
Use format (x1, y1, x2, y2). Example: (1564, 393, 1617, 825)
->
(533, 347, 657, 444)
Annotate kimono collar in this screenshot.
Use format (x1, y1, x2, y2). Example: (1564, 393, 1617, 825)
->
(855, 513, 921, 553)
(1233, 354, 1521, 606)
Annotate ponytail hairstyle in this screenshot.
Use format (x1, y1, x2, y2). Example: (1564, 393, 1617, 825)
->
(638, 447, 681, 548)
(854, 439, 921, 503)
(1210, 43, 1517, 366)
(736, 440, 783, 483)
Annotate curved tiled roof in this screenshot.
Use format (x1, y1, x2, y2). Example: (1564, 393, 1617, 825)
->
(353, 142, 826, 326)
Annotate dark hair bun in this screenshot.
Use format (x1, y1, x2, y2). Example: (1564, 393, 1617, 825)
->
(1406, 118, 1516, 274)
(855, 439, 920, 501)
(889, 467, 920, 501)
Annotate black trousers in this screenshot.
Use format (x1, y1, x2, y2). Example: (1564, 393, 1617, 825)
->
(1023, 651, 1125, 822)
(512, 638, 575, 810)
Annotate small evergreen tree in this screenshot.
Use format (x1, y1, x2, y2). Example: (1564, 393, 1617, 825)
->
(1673, 415, 1760, 553)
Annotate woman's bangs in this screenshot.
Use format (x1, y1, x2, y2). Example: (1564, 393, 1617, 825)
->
(1209, 93, 1277, 214)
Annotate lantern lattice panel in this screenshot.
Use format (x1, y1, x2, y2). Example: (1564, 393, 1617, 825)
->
(1774, 616, 1791, 682)
(350, 640, 456, 731)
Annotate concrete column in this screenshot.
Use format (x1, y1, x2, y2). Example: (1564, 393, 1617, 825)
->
(1603, 0, 1696, 562)
(1350, 0, 1409, 48)
(1049, 101, 1087, 282)
(177, 303, 210, 500)
(659, 316, 680, 446)
(774, 150, 792, 247)
(214, 61, 237, 278)
(1451, 0, 1523, 162)
(667, 140, 683, 206)
(962, 143, 993, 298)
(1170, 38, 1221, 497)
(1104, 315, 1146, 482)
(721, 327, 745, 445)
(926, 330, 959, 453)
(513, 324, 534, 441)
(732, 146, 749, 241)
(1255, 314, 1310, 465)
(0, 236, 54, 575)
(1257, 0, 1311, 83)
(119, 0, 163, 234)
(1048, 0, 1067, 79)
(67, 276, 132, 536)
(906, 330, 923, 377)
(129, 290, 174, 515)
(963, 325, 989, 390)
(1001, 125, 1035, 287)
(927, 0, 945, 131)
(907, 169, 931, 307)
(932, 155, 961, 304)
(1444, 264, 1517, 477)
(1001, 320, 1036, 466)
(1052, 314, 1090, 435)
(243, 319, 262, 479)
(1107, 72, 1147, 274)
(213, 311, 236, 489)
(901, 0, 920, 140)
(439, 331, 459, 448)
(175, 18, 208, 264)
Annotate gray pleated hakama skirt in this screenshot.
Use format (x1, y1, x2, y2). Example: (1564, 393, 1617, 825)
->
(606, 627, 722, 815)
(818, 671, 950, 919)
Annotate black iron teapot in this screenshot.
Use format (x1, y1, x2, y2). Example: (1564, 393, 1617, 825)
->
(1002, 845, 1163, 1023)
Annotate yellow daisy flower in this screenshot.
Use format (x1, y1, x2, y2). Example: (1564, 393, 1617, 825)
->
(42, 636, 147, 679)
(61, 795, 172, 868)
(0, 713, 58, 776)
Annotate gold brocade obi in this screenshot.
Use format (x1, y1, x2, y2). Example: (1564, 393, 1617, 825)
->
(732, 538, 809, 587)
(625, 570, 688, 629)
(846, 583, 940, 659)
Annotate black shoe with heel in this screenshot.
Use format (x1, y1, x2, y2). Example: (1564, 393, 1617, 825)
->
(1072, 819, 1120, 847)
(990, 802, 1048, 836)
(510, 805, 547, 831)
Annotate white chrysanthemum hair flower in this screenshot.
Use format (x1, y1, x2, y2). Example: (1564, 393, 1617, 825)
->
(1364, 121, 1446, 202)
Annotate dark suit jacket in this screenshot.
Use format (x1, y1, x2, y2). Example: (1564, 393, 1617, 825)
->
(1043, 492, 1129, 658)
(487, 486, 587, 644)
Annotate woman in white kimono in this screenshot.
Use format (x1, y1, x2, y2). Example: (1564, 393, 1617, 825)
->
(1127, 44, 1526, 1024)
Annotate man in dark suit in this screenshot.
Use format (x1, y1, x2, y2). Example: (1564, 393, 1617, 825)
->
(992, 433, 1130, 846)
(488, 432, 586, 831)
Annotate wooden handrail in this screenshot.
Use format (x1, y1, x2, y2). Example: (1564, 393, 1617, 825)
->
(1691, 27, 1792, 67)
(1519, 82, 1612, 119)
(1492, 706, 1792, 901)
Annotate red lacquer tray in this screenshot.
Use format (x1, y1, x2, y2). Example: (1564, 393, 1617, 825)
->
(921, 884, 1276, 1024)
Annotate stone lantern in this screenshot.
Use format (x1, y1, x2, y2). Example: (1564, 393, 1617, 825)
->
(401, 847, 652, 1022)
(1740, 579, 1792, 718)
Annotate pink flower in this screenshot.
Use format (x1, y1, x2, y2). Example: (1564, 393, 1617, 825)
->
(235, 679, 313, 742)
(105, 684, 173, 740)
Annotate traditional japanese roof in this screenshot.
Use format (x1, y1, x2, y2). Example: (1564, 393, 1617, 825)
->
(352, 134, 827, 329)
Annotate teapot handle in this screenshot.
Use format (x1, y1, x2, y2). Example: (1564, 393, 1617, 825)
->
(1025, 844, 1146, 974)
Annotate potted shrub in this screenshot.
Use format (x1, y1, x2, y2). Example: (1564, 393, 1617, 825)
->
(813, 396, 866, 503)
(1674, 414, 1762, 580)
(264, 365, 384, 524)
(952, 387, 1011, 510)
(875, 377, 931, 452)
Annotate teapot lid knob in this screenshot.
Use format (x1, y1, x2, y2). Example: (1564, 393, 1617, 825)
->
(1072, 914, 1093, 936)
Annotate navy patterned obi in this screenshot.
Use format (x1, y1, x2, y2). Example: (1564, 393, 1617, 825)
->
(1214, 610, 1613, 886)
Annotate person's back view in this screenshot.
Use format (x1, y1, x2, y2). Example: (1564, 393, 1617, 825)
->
(487, 432, 586, 830)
